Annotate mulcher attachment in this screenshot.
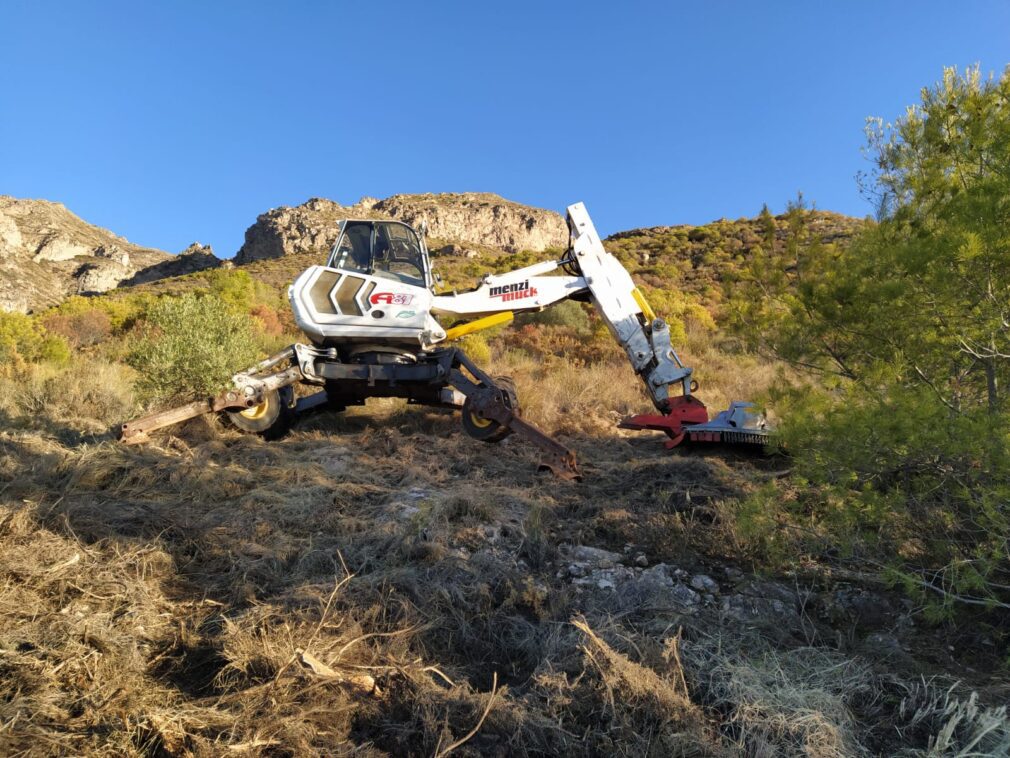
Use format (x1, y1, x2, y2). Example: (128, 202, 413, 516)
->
(619, 396, 770, 450)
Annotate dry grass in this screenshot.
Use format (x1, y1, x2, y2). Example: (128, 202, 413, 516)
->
(0, 503, 230, 756)
(571, 616, 719, 756)
(0, 358, 1005, 756)
(893, 680, 1010, 756)
(683, 638, 874, 757)
(0, 359, 136, 435)
(483, 321, 786, 441)
(487, 347, 648, 435)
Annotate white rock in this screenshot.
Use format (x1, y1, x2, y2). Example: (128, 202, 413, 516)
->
(670, 584, 701, 607)
(33, 234, 92, 262)
(639, 563, 674, 587)
(690, 574, 719, 594)
(567, 545, 622, 566)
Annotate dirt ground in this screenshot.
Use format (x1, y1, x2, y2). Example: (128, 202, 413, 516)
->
(1, 398, 1008, 756)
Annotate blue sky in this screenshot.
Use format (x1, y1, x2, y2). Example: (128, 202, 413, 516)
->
(2, 2, 1008, 257)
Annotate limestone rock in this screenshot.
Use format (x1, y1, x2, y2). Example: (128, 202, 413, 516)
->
(376, 193, 567, 254)
(721, 579, 806, 637)
(0, 195, 175, 312)
(75, 259, 133, 294)
(235, 192, 568, 265)
(434, 243, 480, 259)
(33, 233, 93, 263)
(639, 563, 676, 588)
(0, 214, 24, 258)
(690, 574, 720, 594)
(816, 588, 896, 631)
(123, 243, 221, 286)
(670, 583, 702, 607)
(565, 545, 623, 567)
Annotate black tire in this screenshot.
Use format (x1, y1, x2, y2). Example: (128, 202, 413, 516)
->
(227, 386, 295, 440)
(460, 376, 519, 444)
(323, 380, 348, 413)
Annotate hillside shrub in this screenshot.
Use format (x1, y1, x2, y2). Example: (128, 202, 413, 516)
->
(48, 293, 156, 332)
(515, 300, 591, 336)
(202, 269, 279, 314)
(736, 384, 1010, 608)
(642, 287, 715, 345)
(249, 303, 282, 336)
(127, 293, 261, 401)
(0, 313, 71, 370)
(42, 308, 111, 348)
(504, 323, 620, 366)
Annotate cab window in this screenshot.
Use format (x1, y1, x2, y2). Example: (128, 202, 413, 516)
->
(331, 221, 372, 273)
(372, 223, 426, 287)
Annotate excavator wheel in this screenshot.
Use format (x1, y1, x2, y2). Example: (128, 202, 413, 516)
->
(461, 376, 519, 444)
(227, 386, 296, 440)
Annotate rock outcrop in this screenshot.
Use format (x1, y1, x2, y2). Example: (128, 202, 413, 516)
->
(235, 192, 568, 265)
(0, 196, 220, 312)
(121, 243, 222, 286)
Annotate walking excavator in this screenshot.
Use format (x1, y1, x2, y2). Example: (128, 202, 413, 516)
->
(120, 203, 768, 478)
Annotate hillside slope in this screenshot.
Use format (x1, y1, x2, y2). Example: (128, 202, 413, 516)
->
(604, 210, 866, 310)
(122, 206, 865, 319)
(2, 358, 1007, 756)
(0, 196, 221, 313)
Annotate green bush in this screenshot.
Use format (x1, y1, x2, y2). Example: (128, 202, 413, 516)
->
(515, 300, 591, 336)
(201, 269, 279, 314)
(48, 293, 156, 333)
(127, 293, 262, 401)
(724, 67, 1010, 618)
(735, 382, 1010, 618)
(0, 312, 71, 370)
(642, 287, 715, 344)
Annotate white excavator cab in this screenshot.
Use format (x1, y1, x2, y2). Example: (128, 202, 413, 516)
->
(290, 219, 446, 348)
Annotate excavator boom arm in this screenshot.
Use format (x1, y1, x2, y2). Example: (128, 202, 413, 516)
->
(564, 202, 693, 411)
(430, 202, 693, 412)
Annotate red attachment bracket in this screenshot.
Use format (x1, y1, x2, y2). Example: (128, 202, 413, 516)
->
(618, 395, 710, 448)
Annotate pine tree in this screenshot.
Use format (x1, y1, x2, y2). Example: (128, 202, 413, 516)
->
(730, 66, 1010, 617)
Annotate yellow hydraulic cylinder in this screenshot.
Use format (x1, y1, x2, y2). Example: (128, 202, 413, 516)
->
(631, 288, 657, 322)
(443, 311, 514, 341)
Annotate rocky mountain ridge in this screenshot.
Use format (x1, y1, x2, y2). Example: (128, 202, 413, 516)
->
(0, 196, 221, 313)
(0, 193, 865, 315)
(235, 192, 569, 264)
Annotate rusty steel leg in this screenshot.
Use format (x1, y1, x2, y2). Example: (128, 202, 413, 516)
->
(449, 354, 581, 480)
(120, 365, 304, 444)
(120, 391, 252, 444)
(501, 414, 582, 480)
(475, 394, 581, 480)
